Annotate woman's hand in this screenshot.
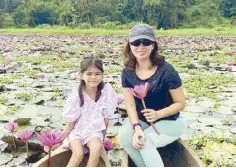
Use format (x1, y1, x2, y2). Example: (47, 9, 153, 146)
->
(132, 127, 145, 150)
(141, 109, 164, 123)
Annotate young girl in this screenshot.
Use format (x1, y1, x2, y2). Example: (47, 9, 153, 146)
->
(61, 56, 118, 167)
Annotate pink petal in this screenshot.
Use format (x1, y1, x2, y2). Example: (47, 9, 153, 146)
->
(117, 97, 124, 105)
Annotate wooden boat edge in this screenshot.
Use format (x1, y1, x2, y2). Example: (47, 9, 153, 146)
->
(177, 138, 205, 167)
(123, 137, 205, 167)
(33, 146, 110, 167)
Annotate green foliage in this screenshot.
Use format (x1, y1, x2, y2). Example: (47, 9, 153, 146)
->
(0, 0, 234, 29)
(0, 10, 4, 28)
(220, 0, 235, 18)
(223, 115, 234, 125)
(17, 83, 29, 87)
(51, 88, 61, 100)
(183, 72, 235, 99)
(13, 10, 28, 27)
(16, 92, 36, 101)
(22, 69, 40, 78)
(104, 67, 122, 75)
(55, 101, 64, 107)
(0, 77, 13, 84)
(79, 22, 91, 29)
(187, 132, 235, 166)
(0, 13, 14, 28)
(0, 96, 8, 104)
(11, 74, 21, 79)
(4, 105, 20, 114)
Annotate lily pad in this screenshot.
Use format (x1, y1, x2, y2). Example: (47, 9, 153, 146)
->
(0, 115, 18, 123)
(230, 127, 236, 134)
(17, 105, 42, 118)
(30, 118, 49, 127)
(48, 122, 64, 129)
(14, 118, 31, 126)
(0, 153, 13, 166)
(38, 106, 62, 117)
(6, 153, 27, 167)
(197, 118, 222, 126)
(216, 106, 234, 115)
(188, 122, 208, 131)
(183, 105, 206, 113)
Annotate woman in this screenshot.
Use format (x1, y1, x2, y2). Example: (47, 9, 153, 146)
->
(119, 23, 187, 167)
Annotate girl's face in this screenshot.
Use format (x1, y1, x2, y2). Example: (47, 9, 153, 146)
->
(81, 66, 103, 88)
(130, 39, 154, 60)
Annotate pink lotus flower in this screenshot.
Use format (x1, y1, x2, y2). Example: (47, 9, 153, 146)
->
(39, 74, 44, 78)
(117, 96, 124, 105)
(128, 82, 149, 99)
(5, 121, 18, 133)
(103, 139, 115, 151)
(5, 121, 18, 149)
(68, 69, 78, 74)
(17, 129, 34, 157)
(227, 61, 233, 66)
(227, 61, 233, 72)
(58, 51, 62, 57)
(37, 130, 64, 167)
(37, 130, 63, 147)
(17, 129, 34, 142)
(128, 82, 159, 135)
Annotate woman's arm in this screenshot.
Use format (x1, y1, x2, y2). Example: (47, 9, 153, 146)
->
(123, 88, 139, 124)
(159, 86, 185, 118)
(123, 88, 142, 131)
(123, 88, 145, 149)
(142, 86, 185, 122)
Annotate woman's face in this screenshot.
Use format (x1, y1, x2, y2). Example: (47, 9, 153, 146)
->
(81, 66, 103, 88)
(130, 38, 154, 60)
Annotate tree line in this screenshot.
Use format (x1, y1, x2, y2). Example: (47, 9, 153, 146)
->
(0, 0, 235, 29)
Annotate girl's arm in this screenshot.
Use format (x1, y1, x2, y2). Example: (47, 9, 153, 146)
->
(61, 122, 76, 142)
(44, 122, 75, 152)
(102, 118, 109, 139)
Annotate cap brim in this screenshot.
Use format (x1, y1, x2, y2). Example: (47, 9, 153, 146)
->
(129, 35, 155, 42)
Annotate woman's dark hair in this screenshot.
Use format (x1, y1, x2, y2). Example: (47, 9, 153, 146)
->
(78, 56, 104, 107)
(122, 41, 165, 70)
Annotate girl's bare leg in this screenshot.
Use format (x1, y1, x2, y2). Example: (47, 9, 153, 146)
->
(67, 139, 84, 167)
(86, 137, 102, 167)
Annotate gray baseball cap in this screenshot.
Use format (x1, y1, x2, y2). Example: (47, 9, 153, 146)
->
(129, 24, 155, 42)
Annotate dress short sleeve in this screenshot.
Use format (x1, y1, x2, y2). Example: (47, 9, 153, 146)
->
(122, 68, 131, 88)
(63, 87, 81, 122)
(101, 83, 118, 118)
(164, 64, 182, 90)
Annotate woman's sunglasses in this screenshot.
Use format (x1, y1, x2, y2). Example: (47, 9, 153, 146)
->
(130, 39, 153, 46)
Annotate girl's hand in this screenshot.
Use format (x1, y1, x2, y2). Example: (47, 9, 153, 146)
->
(141, 109, 163, 123)
(44, 143, 60, 153)
(132, 128, 145, 150)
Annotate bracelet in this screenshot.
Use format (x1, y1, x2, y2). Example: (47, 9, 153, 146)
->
(133, 122, 142, 129)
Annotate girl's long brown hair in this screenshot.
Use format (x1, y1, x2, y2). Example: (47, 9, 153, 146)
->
(78, 56, 104, 107)
(123, 41, 165, 70)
